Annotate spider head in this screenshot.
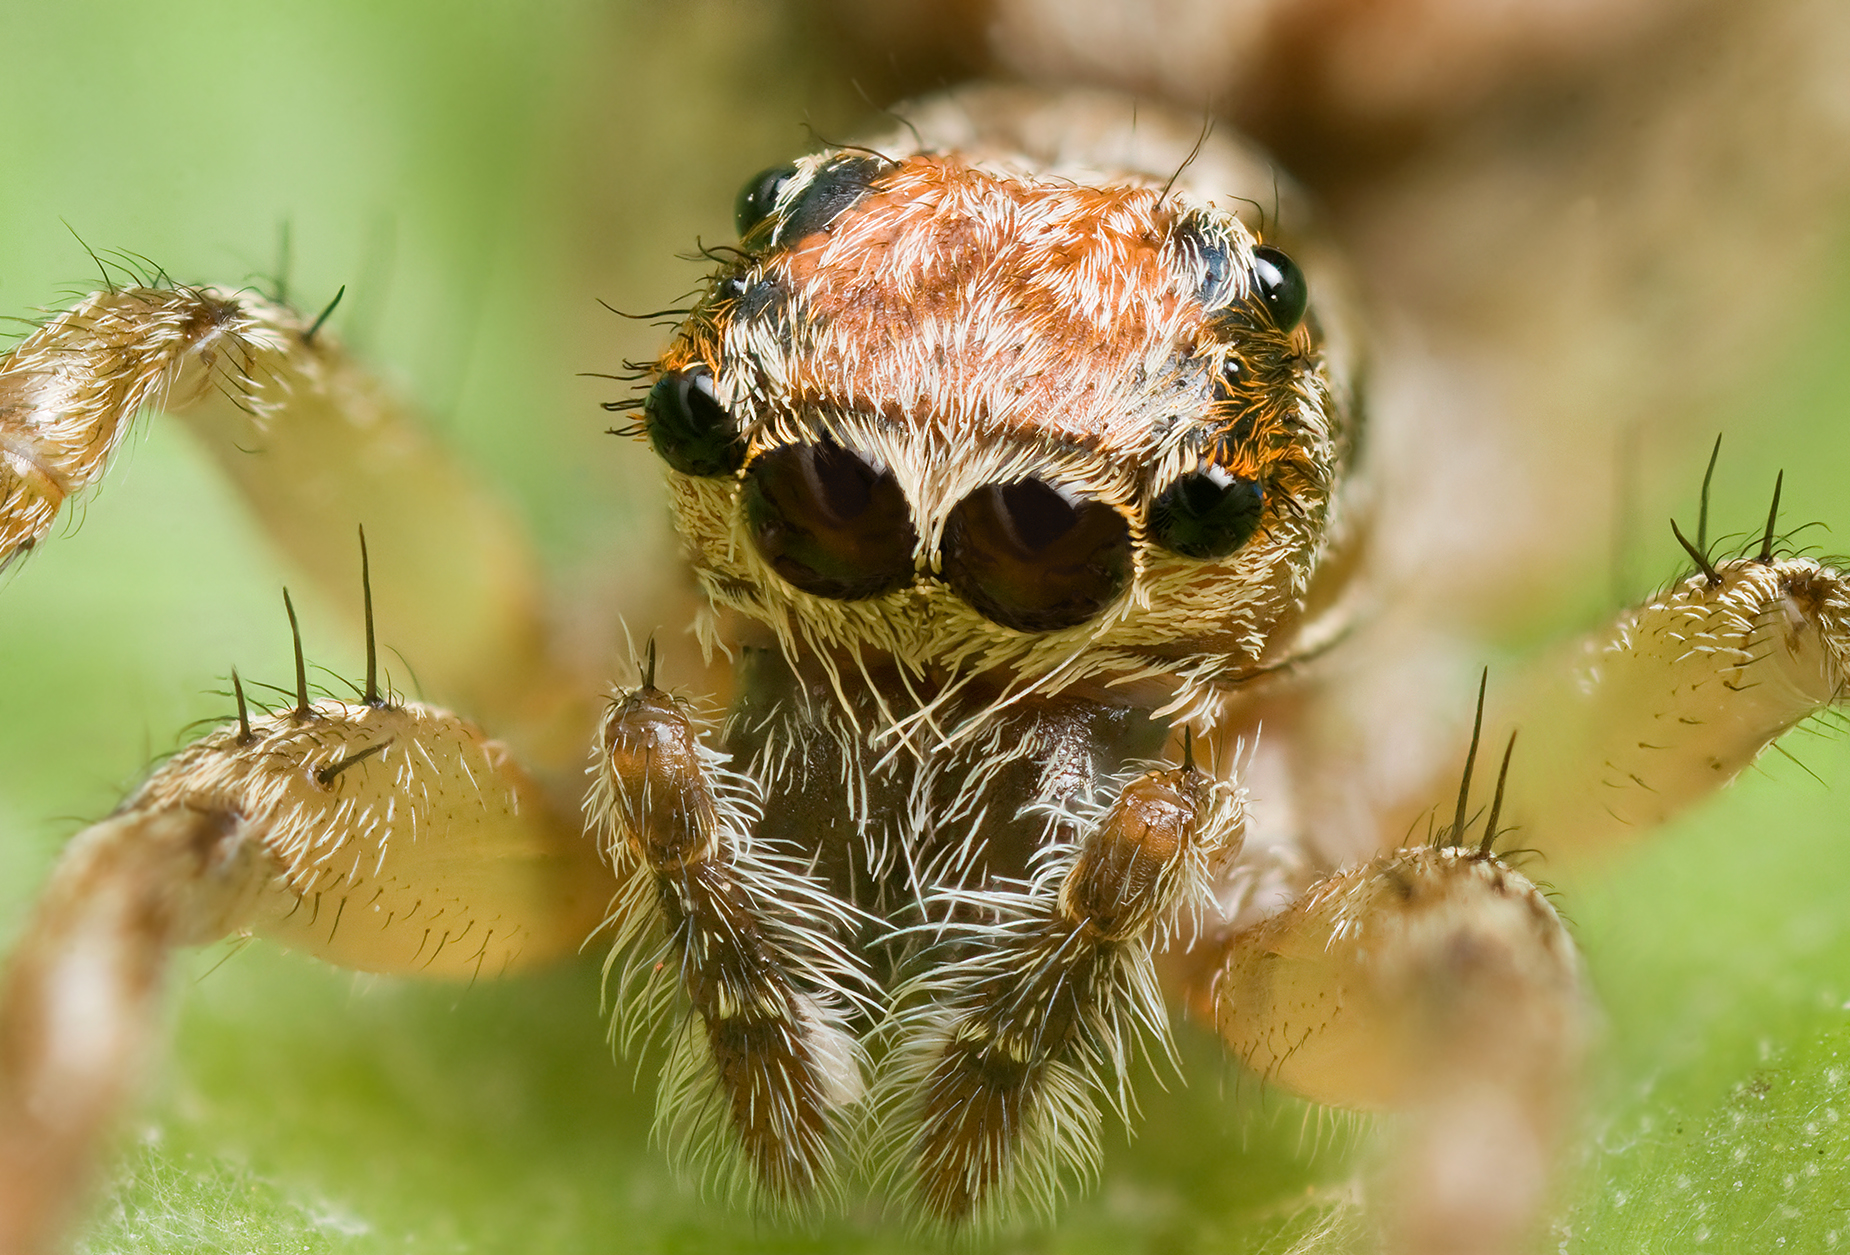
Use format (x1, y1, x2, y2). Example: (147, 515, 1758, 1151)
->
(638, 146, 1354, 700)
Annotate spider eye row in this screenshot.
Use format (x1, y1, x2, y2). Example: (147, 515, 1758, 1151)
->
(632, 173, 1306, 632)
(645, 369, 1269, 632)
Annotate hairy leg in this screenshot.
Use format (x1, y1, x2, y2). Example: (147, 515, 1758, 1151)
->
(0, 285, 587, 751)
(1273, 551, 1850, 873)
(588, 675, 867, 1209)
(1194, 844, 1586, 1255)
(1478, 554, 1850, 861)
(0, 689, 611, 1255)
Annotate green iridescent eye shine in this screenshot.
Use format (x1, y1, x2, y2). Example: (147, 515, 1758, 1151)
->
(1149, 466, 1264, 559)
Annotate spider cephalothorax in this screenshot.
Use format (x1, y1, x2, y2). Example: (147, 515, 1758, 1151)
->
(641, 135, 1356, 719)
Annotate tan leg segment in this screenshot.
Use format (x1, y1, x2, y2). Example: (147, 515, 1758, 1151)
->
(0, 808, 261, 1255)
(0, 286, 570, 741)
(0, 696, 611, 1255)
(1477, 555, 1850, 862)
(1198, 847, 1587, 1255)
(590, 682, 867, 1209)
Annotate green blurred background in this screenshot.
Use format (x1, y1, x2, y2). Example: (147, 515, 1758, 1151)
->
(1, 3, 1847, 1251)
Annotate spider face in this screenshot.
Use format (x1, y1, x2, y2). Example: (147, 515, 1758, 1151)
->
(644, 148, 1353, 697)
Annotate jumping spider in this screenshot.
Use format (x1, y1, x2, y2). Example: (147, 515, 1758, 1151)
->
(2, 78, 1847, 1255)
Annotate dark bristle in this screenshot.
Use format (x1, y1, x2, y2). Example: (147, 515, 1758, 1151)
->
(272, 220, 293, 305)
(1448, 668, 1488, 848)
(1670, 517, 1720, 586)
(359, 524, 379, 705)
(1697, 432, 1722, 554)
(232, 666, 253, 744)
(1479, 730, 1518, 857)
(315, 739, 392, 786)
(1181, 725, 1195, 771)
(283, 588, 310, 718)
(643, 635, 657, 689)
(1757, 470, 1785, 564)
(305, 284, 345, 344)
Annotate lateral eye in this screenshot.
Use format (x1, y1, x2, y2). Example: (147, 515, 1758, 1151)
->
(743, 439, 917, 601)
(772, 154, 889, 247)
(1149, 465, 1264, 559)
(644, 367, 746, 478)
(1250, 245, 1308, 332)
(735, 164, 796, 239)
(941, 479, 1132, 633)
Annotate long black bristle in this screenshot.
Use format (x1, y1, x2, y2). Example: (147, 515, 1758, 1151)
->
(1479, 731, 1518, 857)
(1697, 432, 1722, 554)
(283, 588, 310, 718)
(359, 525, 379, 705)
(1670, 517, 1719, 586)
(1449, 668, 1489, 847)
(232, 666, 252, 744)
(1757, 470, 1785, 564)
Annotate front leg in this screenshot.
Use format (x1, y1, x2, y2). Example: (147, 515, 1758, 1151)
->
(0, 285, 570, 738)
(588, 677, 869, 1209)
(880, 752, 1242, 1227)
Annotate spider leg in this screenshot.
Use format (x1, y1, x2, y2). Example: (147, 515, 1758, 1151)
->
(1473, 554, 1850, 861)
(0, 696, 610, 1255)
(1194, 845, 1587, 1255)
(880, 758, 1242, 1227)
(1275, 553, 1850, 871)
(588, 680, 869, 1210)
(0, 285, 581, 747)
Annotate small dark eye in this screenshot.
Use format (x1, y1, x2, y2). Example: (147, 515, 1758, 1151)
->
(743, 439, 917, 601)
(1172, 218, 1236, 308)
(735, 165, 796, 239)
(1250, 245, 1308, 332)
(644, 367, 746, 478)
(773, 154, 889, 247)
(1149, 466, 1264, 559)
(941, 479, 1131, 633)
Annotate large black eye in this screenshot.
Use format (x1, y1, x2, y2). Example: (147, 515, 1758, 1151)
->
(735, 164, 796, 239)
(1251, 245, 1308, 332)
(1150, 466, 1264, 559)
(743, 439, 917, 601)
(645, 367, 745, 478)
(941, 479, 1131, 633)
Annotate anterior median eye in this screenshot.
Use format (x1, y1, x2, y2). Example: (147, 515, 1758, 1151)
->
(644, 367, 746, 478)
(941, 479, 1131, 633)
(1250, 245, 1308, 332)
(743, 439, 917, 600)
(1149, 466, 1264, 559)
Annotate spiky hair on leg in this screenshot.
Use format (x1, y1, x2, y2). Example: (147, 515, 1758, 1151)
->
(865, 757, 1243, 1229)
(585, 682, 874, 1215)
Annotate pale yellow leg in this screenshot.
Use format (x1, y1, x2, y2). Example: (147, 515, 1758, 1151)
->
(1194, 846, 1587, 1255)
(0, 285, 585, 751)
(1479, 555, 1850, 861)
(0, 694, 614, 1255)
(1275, 553, 1850, 872)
